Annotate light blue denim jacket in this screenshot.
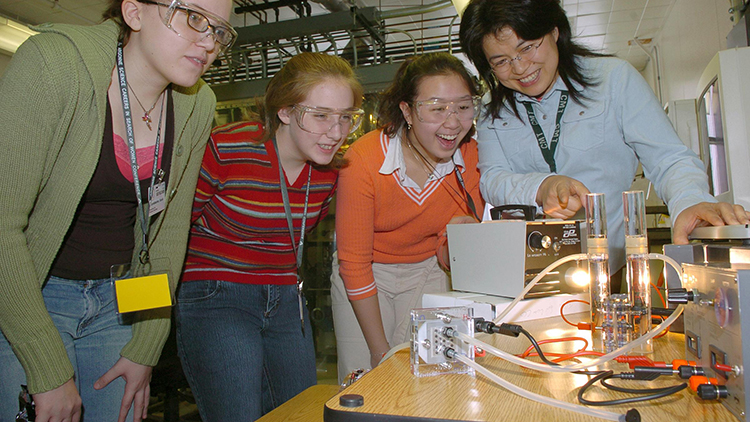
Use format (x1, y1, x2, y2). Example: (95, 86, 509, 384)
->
(476, 56, 714, 271)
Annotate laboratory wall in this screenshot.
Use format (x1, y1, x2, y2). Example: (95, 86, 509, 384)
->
(642, 0, 735, 104)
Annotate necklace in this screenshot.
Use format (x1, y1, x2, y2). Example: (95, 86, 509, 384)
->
(403, 134, 436, 180)
(127, 82, 163, 131)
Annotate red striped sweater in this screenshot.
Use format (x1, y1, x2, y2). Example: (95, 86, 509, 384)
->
(182, 121, 337, 285)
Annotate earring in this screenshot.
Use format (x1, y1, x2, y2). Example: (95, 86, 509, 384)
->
(406, 122, 412, 130)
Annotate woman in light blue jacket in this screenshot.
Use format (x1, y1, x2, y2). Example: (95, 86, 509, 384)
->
(458, 0, 749, 286)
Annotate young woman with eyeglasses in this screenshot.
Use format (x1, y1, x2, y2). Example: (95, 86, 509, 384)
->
(330, 52, 484, 380)
(175, 52, 363, 421)
(459, 0, 750, 287)
(0, 1, 234, 421)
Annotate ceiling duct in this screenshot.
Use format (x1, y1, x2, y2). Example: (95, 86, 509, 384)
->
(309, 0, 354, 13)
(379, 0, 454, 19)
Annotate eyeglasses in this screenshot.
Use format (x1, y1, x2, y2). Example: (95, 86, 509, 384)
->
(293, 105, 365, 135)
(488, 37, 545, 72)
(139, 0, 237, 51)
(412, 96, 481, 124)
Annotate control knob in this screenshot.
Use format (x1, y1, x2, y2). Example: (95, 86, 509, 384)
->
(667, 288, 694, 305)
(697, 384, 728, 400)
(528, 231, 551, 249)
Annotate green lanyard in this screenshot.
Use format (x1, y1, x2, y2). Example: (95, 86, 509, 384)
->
(521, 91, 568, 173)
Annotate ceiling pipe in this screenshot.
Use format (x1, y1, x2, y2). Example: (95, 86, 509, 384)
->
(632, 37, 663, 105)
(380, 0, 454, 20)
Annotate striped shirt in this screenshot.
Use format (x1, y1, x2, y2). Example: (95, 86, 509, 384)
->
(182, 121, 337, 285)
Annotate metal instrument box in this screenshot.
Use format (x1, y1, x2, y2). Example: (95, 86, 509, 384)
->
(447, 220, 584, 299)
(682, 263, 749, 421)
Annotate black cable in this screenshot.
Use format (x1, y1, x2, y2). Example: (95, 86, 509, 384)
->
(452, 158, 481, 222)
(578, 370, 688, 406)
(601, 376, 682, 395)
(404, 134, 480, 222)
(515, 327, 560, 367)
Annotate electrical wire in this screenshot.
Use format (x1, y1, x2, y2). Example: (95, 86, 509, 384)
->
(403, 134, 480, 222)
(453, 353, 625, 421)
(600, 376, 682, 395)
(516, 337, 604, 364)
(577, 370, 687, 406)
(516, 327, 560, 366)
(519, 337, 590, 358)
(560, 299, 589, 326)
(494, 253, 589, 324)
(650, 282, 666, 307)
(457, 304, 685, 374)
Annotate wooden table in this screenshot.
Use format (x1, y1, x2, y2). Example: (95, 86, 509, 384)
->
(324, 313, 737, 421)
(257, 384, 340, 422)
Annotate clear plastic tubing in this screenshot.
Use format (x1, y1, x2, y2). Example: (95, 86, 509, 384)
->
(458, 304, 683, 374)
(493, 253, 588, 324)
(586, 193, 610, 352)
(453, 354, 623, 421)
(479, 252, 684, 373)
(623, 190, 652, 354)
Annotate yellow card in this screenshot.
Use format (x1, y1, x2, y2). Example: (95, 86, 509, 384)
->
(115, 273, 172, 313)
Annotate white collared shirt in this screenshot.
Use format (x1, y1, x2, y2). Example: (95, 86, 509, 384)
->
(378, 131, 466, 191)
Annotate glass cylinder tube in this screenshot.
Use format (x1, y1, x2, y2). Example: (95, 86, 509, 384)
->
(623, 190, 653, 354)
(586, 193, 610, 352)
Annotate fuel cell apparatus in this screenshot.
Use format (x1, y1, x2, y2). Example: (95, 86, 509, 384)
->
(447, 206, 585, 299)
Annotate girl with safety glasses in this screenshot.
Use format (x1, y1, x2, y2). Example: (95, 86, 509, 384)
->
(176, 52, 363, 421)
(0, 0, 234, 421)
(331, 53, 485, 380)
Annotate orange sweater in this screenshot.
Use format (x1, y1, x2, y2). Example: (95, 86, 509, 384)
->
(336, 129, 483, 300)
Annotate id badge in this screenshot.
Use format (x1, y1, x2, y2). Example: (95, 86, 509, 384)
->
(148, 181, 167, 217)
(110, 257, 173, 314)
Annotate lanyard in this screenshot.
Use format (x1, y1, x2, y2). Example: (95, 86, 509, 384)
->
(116, 44, 165, 265)
(521, 91, 568, 173)
(272, 138, 312, 334)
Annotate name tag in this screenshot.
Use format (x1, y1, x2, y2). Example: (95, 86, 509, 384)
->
(114, 273, 172, 313)
(148, 182, 167, 217)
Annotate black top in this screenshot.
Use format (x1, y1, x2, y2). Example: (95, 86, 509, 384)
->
(50, 91, 174, 280)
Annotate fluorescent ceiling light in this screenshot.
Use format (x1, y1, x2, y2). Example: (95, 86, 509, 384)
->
(451, 0, 471, 17)
(0, 17, 38, 55)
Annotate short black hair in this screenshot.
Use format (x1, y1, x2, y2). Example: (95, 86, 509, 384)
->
(459, 0, 606, 120)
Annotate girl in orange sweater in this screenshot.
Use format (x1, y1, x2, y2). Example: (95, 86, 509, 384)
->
(331, 53, 485, 380)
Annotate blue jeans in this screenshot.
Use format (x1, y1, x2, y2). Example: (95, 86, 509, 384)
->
(0, 276, 134, 422)
(175, 281, 316, 422)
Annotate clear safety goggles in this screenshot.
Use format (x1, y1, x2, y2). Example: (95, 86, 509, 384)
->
(413, 96, 481, 124)
(140, 0, 237, 52)
(293, 105, 365, 135)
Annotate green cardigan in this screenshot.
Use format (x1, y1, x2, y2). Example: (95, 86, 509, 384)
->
(0, 20, 215, 394)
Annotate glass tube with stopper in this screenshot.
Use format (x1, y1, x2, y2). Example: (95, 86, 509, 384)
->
(586, 193, 610, 352)
(623, 190, 653, 354)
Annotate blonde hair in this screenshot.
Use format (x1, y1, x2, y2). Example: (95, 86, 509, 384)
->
(258, 52, 364, 140)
